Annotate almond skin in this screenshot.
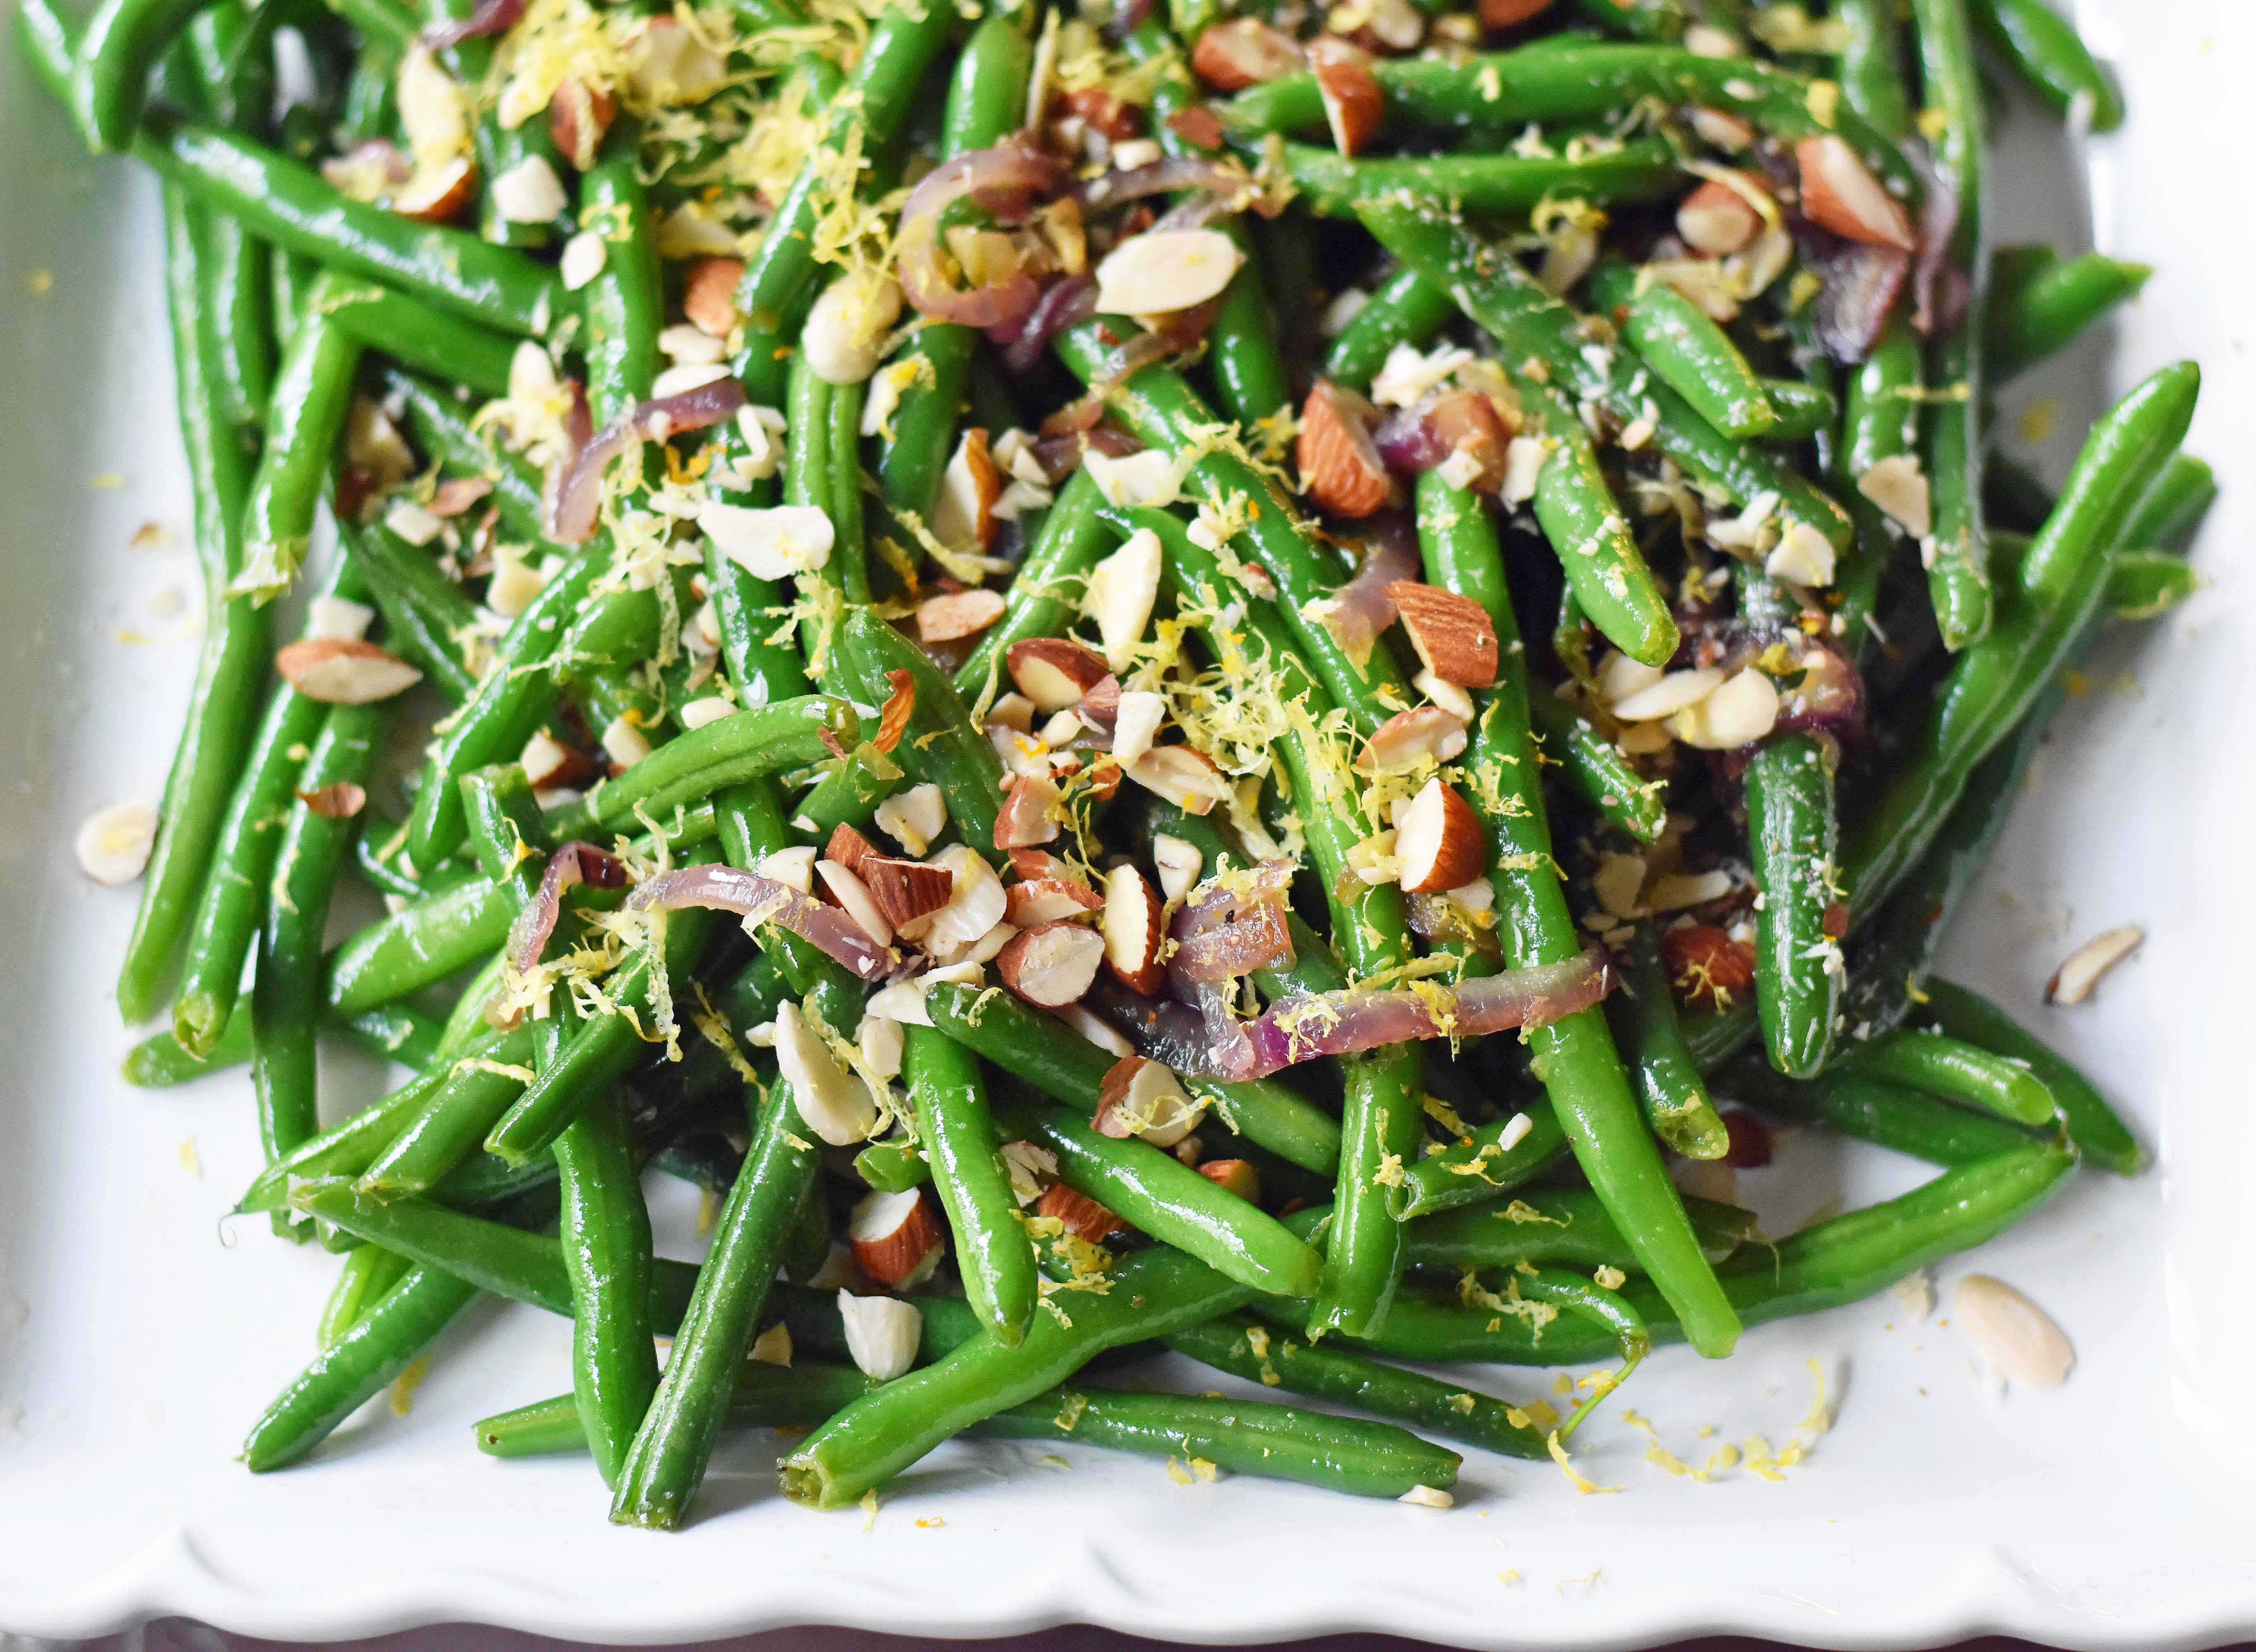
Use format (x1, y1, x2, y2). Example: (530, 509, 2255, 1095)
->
(860, 855, 955, 928)
(917, 587, 1006, 643)
(1006, 877, 1105, 926)
(1396, 777, 1484, 894)
(275, 638, 424, 704)
(1060, 85, 1143, 140)
(1386, 581, 1499, 686)
(997, 920, 1106, 1007)
(1479, 0, 1555, 25)
(1197, 1158, 1262, 1202)
(1298, 380, 1392, 517)
(1006, 637, 1112, 713)
(1310, 38, 1383, 158)
(1190, 18, 1306, 90)
(1358, 704, 1469, 771)
(1101, 863, 1167, 995)
(1795, 135, 1917, 252)
(826, 822, 881, 879)
(683, 255, 745, 338)
(1659, 924, 1756, 1010)
(1676, 177, 1763, 256)
(1036, 1182, 1126, 1242)
(848, 1188, 943, 1289)
(1124, 744, 1230, 815)
(994, 773, 1063, 851)
(549, 78, 617, 173)
(392, 155, 477, 224)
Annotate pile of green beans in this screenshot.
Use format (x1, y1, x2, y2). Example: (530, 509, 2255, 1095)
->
(30, 0, 2181, 1529)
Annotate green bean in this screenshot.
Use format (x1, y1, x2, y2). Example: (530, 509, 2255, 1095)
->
(1165, 1315, 1550, 1460)
(791, 745, 907, 839)
(1404, 1184, 1754, 1274)
(1570, 0, 1687, 41)
(391, 370, 549, 539)
(832, 608, 1005, 854)
(554, 1090, 661, 1487)
(238, 1068, 451, 1214)
(1918, 978, 2143, 1174)
(316, 276, 519, 399)
(242, 1262, 477, 1471)
(252, 697, 390, 1157)
(1837, 320, 1921, 653)
(994, 1092, 1324, 1299)
(354, 1021, 542, 1196)
(1719, 1061, 2042, 1165)
(1526, 681, 1666, 842)
(1322, 268, 1455, 394)
(71, 0, 210, 153)
(2121, 453, 2216, 553)
(552, 697, 861, 838)
(1970, 0, 2123, 131)
(1833, 1029, 2056, 1126)
(1362, 202, 1850, 551)
(2104, 549, 2198, 619)
(480, 1363, 882, 1457)
(826, 371, 870, 600)
(183, 8, 273, 430)
(1517, 376, 1678, 666)
(1052, 325, 1412, 732)
(1844, 361, 2197, 918)
(1280, 138, 1681, 222)
(1392, 1099, 1571, 1219)
(1226, 45, 1919, 201)
(1744, 722, 1841, 1078)
(1762, 377, 1837, 443)
(611, 1080, 822, 1530)
(703, 488, 817, 712)
(338, 518, 479, 701)
(853, 1136, 929, 1193)
(1985, 251, 2150, 384)
(1414, 466, 1739, 1358)
(712, 778, 869, 1036)
(580, 133, 661, 420)
(780, 356, 844, 607)
(1609, 928, 1728, 1158)
(1307, 1047, 1423, 1339)
(317, 1244, 413, 1348)
(324, 873, 516, 1015)
(233, 276, 364, 600)
(1590, 261, 1776, 439)
(1833, 0, 1912, 137)
(906, 1024, 1038, 1347)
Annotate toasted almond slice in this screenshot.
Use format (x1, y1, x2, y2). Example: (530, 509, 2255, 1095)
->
(2045, 923, 2142, 1005)
(521, 729, 594, 793)
(748, 1322, 792, 1366)
(548, 77, 616, 173)
(1094, 228, 1243, 317)
(1037, 1182, 1127, 1242)
(683, 255, 746, 338)
(393, 154, 478, 223)
(1007, 637, 1111, 712)
(1084, 528, 1163, 671)
(1795, 135, 1916, 252)
(1197, 1158, 1261, 1202)
(918, 588, 1006, 644)
(491, 153, 567, 224)
(837, 1289, 922, 1379)
(1858, 453, 1932, 540)
(1669, 668, 1778, 750)
(988, 692, 1037, 735)
(1006, 876, 1105, 926)
(760, 844, 818, 894)
(849, 1188, 944, 1291)
(1298, 380, 1391, 518)
(275, 638, 423, 705)
(963, 919, 1018, 965)
(1102, 864, 1167, 994)
(994, 772, 1063, 851)
(861, 856, 956, 930)
(1058, 1004, 1135, 1060)
(875, 783, 948, 856)
(1309, 38, 1382, 157)
(1126, 744, 1231, 814)
(815, 859, 894, 947)
(827, 823, 880, 879)
(1398, 1485, 1453, 1509)
(1095, 1054, 1202, 1147)
(1646, 869, 1733, 912)
(997, 921, 1106, 1007)
(858, 1012, 906, 1082)
(932, 427, 1005, 553)
(774, 1001, 879, 1145)
(1079, 674, 1122, 729)
(75, 800, 157, 885)
(1765, 520, 1837, 587)
(701, 502, 834, 580)
(1386, 581, 1499, 686)
(802, 267, 903, 386)
(306, 595, 377, 642)
(1396, 777, 1484, 894)
(1689, 104, 1755, 150)
(601, 714, 652, 770)
(1610, 666, 1724, 722)
(1358, 705, 1468, 772)
(1676, 176, 1763, 256)
(1190, 17, 1306, 89)
(1151, 834, 1202, 903)
(1954, 1274, 2074, 1387)
(1413, 667, 1475, 723)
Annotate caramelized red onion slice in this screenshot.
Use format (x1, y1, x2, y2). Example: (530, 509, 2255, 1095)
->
(1168, 860, 1296, 983)
(423, 0, 523, 48)
(1803, 229, 1912, 365)
(506, 842, 626, 972)
(898, 139, 1070, 329)
(629, 864, 896, 980)
(1310, 522, 1416, 667)
(1773, 640, 1866, 738)
(997, 273, 1097, 375)
(1904, 140, 1963, 338)
(549, 377, 746, 544)
(1076, 155, 1254, 213)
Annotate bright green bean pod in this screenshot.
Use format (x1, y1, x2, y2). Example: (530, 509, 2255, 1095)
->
(952, 470, 1110, 696)
(2121, 452, 2216, 554)
(2104, 550, 2199, 619)
(1391, 1099, 1571, 1219)
(905, 1024, 1039, 1348)
(1518, 377, 1678, 666)
(323, 873, 515, 1015)
(832, 608, 1006, 853)
(317, 275, 519, 399)
(1570, 0, 1687, 40)
(1744, 727, 1841, 1078)
(1833, 0, 1912, 136)
(1526, 682, 1666, 842)
(1833, 1030, 2056, 1126)
(129, 1000, 439, 1086)
(1919, 978, 2143, 1174)
(1970, 0, 2123, 131)
(554, 698, 862, 837)
(1322, 268, 1455, 394)
(1761, 377, 1837, 443)
(1206, 220, 1293, 432)
(480, 1363, 883, 1457)
(318, 1244, 413, 1348)
(354, 1021, 542, 1196)
(1608, 928, 1728, 1158)
(71, 0, 209, 152)
(1720, 1061, 2042, 1165)
(235, 281, 364, 600)
(1590, 261, 1776, 439)
(579, 131, 661, 420)
(1985, 252, 2150, 383)
(554, 1090, 661, 1487)
(1281, 138, 1681, 223)
(1403, 1184, 1754, 1274)
(611, 1080, 822, 1530)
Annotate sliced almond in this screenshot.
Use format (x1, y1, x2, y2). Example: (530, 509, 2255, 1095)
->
(932, 427, 1005, 553)
(397, 45, 471, 163)
(1669, 668, 1779, 750)
(1309, 38, 1382, 157)
(1795, 135, 1917, 252)
(1101, 864, 1167, 994)
(548, 77, 616, 172)
(1610, 666, 1724, 723)
(837, 1289, 923, 1380)
(918, 588, 1006, 644)
(988, 693, 1037, 736)
(1095, 1054, 1202, 1147)
(1765, 520, 1838, 587)
(1151, 835, 1202, 903)
(520, 729, 595, 793)
(75, 800, 157, 885)
(1298, 380, 1391, 518)
(815, 858, 894, 947)
(700, 502, 834, 580)
(1953, 1275, 2074, 1387)
(490, 153, 567, 225)
(774, 1000, 879, 1145)
(1386, 581, 1498, 687)
(848, 1188, 943, 1291)
(1858, 453, 1932, 540)
(997, 921, 1107, 1008)
(861, 856, 956, 930)
(1006, 876, 1105, 926)
(875, 783, 948, 856)
(1395, 777, 1484, 894)
(915, 844, 1007, 952)
(1197, 1158, 1261, 1202)
(1688, 105, 1755, 150)
(392, 154, 478, 224)
(826, 823, 881, 879)
(994, 772, 1063, 851)
(963, 919, 1020, 965)
(306, 594, 377, 641)
(1413, 667, 1475, 723)
(1094, 228, 1243, 318)
(1126, 744, 1231, 814)
(2045, 923, 2142, 1005)
(1190, 18, 1307, 90)
(1000, 1139, 1059, 1205)
(1676, 177, 1763, 256)
(1079, 674, 1122, 730)
(760, 844, 818, 894)
(748, 1322, 792, 1367)
(275, 639, 423, 705)
(1358, 705, 1468, 772)
(1110, 689, 1166, 764)
(601, 714, 652, 770)
(1007, 637, 1111, 712)
(1037, 1182, 1127, 1243)
(683, 255, 745, 339)
(1084, 529, 1163, 671)
(801, 267, 903, 387)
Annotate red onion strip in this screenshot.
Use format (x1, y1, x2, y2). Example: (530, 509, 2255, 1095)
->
(423, 0, 523, 48)
(897, 140, 1070, 330)
(1169, 861, 1296, 983)
(506, 842, 626, 972)
(1310, 533, 1416, 669)
(550, 378, 746, 544)
(629, 864, 896, 980)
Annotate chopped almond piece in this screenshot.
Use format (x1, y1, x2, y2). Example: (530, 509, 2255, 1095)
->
(861, 856, 956, 929)
(1385, 581, 1499, 686)
(1037, 1182, 1126, 1242)
(1095, 1054, 1201, 1146)
(1191, 18, 1306, 89)
(549, 78, 617, 173)
(997, 921, 1106, 1007)
(932, 428, 1004, 553)
(826, 822, 880, 879)
(1676, 177, 1764, 256)
(1006, 637, 1111, 712)
(1197, 1158, 1261, 1202)
(1358, 705, 1468, 771)
(2045, 923, 2142, 1005)
(1101, 864, 1167, 995)
(994, 773, 1063, 851)
(1795, 135, 1917, 252)
(683, 255, 745, 338)
(393, 155, 477, 223)
(1061, 85, 1142, 140)
(1166, 107, 1227, 151)
(1298, 380, 1391, 517)
(918, 588, 1006, 643)
(848, 1188, 942, 1290)
(1125, 744, 1231, 814)
(275, 639, 423, 704)
(1479, 0, 1555, 24)
(1395, 777, 1484, 893)
(1006, 876, 1105, 926)
(1309, 38, 1382, 157)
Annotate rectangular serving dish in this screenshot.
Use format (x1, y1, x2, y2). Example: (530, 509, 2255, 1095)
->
(4, 0, 2255, 1643)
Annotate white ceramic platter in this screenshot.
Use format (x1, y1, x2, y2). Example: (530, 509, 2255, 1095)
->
(4, 0, 2255, 1643)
